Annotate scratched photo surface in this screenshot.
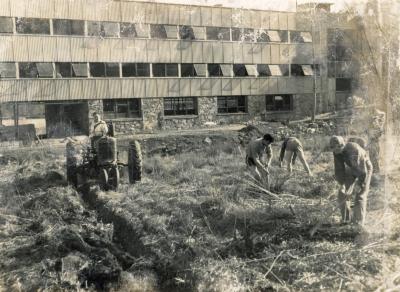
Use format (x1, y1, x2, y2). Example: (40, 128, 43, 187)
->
(0, 0, 398, 291)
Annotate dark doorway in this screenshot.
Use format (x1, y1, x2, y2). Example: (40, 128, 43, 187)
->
(45, 102, 89, 138)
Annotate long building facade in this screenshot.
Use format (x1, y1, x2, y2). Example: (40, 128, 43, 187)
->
(0, 0, 361, 138)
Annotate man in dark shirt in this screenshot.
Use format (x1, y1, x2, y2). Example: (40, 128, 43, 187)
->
(330, 136, 373, 226)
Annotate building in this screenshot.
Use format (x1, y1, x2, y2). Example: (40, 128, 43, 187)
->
(0, 0, 374, 139)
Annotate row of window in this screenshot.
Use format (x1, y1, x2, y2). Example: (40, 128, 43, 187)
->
(0, 62, 319, 78)
(102, 95, 293, 118)
(0, 16, 312, 44)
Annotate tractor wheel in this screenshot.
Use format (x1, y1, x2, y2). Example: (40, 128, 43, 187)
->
(108, 166, 120, 191)
(99, 168, 109, 191)
(66, 142, 78, 187)
(128, 140, 142, 184)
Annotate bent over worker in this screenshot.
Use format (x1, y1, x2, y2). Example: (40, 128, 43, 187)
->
(330, 136, 373, 226)
(246, 134, 274, 186)
(279, 137, 312, 176)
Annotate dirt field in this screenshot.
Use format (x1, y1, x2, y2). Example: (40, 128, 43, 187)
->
(0, 128, 399, 291)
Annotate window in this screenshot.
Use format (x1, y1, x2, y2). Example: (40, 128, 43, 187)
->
(150, 24, 177, 39)
(164, 97, 197, 116)
(232, 28, 254, 42)
(257, 64, 271, 76)
(120, 23, 137, 38)
(88, 21, 119, 37)
(181, 64, 207, 77)
(268, 65, 289, 76)
(152, 63, 178, 77)
(233, 64, 257, 77)
(53, 19, 84, 36)
(256, 29, 270, 42)
(16, 18, 50, 34)
(90, 63, 119, 77)
(0, 17, 13, 34)
(103, 98, 141, 119)
(179, 26, 195, 40)
(336, 78, 351, 91)
(290, 31, 312, 43)
(278, 31, 289, 42)
(122, 63, 150, 77)
(291, 64, 318, 76)
(55, 62, 87, 78)
(19, 62, 53, 78)
(208, 64, 232, 77)
(0, 63, 16, 78)
(266, 95, 293, 111)
(135, 24, 149, 38)
(217, 96, 247, 113)
(206, 27, 230, 41)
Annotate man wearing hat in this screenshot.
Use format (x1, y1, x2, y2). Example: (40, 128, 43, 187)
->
(330, 135, 373, 226)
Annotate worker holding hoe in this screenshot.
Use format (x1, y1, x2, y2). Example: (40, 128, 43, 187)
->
(246, 134, 274, 187)
(330, 135, 373, 226)
(279, 137, 313, 176)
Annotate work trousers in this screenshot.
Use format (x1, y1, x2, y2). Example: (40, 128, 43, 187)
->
(284, 148, 311, 174)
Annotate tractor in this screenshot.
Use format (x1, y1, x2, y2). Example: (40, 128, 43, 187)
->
(66, 124, 142, 191)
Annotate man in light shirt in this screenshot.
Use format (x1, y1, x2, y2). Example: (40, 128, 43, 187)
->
(279, 137, 312, 176)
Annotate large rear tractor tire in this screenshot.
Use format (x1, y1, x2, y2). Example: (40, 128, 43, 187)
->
(66, 142, 78, 187)
(128, 140, 142, 184)
(108, 166, 120, 191)
(99, 168, 109, 191)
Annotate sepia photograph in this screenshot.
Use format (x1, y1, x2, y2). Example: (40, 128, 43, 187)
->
(0, 0, 399, 290)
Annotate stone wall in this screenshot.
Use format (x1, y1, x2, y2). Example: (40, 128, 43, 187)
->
(142, 98, 163, 132)
(264, 94, 315, 122)
(112, 119, 143, 135)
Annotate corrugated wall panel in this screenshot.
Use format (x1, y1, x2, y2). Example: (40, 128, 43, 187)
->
(287, 13, 296, 30)
(286, 77, 298, 93)
(231, 9, 242, 27)
(146, 79, 157, 97)
(69, 0, 84, 20)
(261, 44, 271, 64)
(13, 36, 29, 61)
(10, 0, 26, 17)
(108, 1, 121, 22)
(155, 3, 167, 24)
(211, 7, 222, 27)
(28, 37, 44, 62)
(279, 44, 290, 63)
(0, 81, 21, 102)
(200, 78, 211, 96)
(169, 40, 181, 63)
(259, 79, 269, 93)
(190, 6, 201, 26)
(251, 11, 261, 28)
(200, 7, 212, 26)
(241, 79, 251, 95)
(221, 79, 232, 95)
(54, 80, 70, 100)
(179, 79, 190, 96)
(231, 79, 241, 95)
(69, 79, 83, 99)
(221, 8, 231, 28)
(133, 2, 147, 25)
(0, 36, 14, 61)
(109, 79, 122, 98)
(212, 42, 223, 63)
(134, 79, 146, 97)
(270, 44, 280, 64)
(56, 37, 71, 62)
(122, 40, 136, 62)
(242, 43, 253, 64)
(84, 39, 98, 62)
(169, 5, 179, 25)
(179, 6, 191, 25)
(252, 44, 262, 64)
(180, 41, 192, 63)
(232, 43, 243, 64)
(210, 79, 221, 96)
(0, 0, 10, 16)
(241, 10, 253, 28)
(120, 79, 134, 98)
(82, 80, 97, 99)
(158, 41, 171, 63)
(121, 1, 135, 22)
(146, 40, 158, 63)
(156, 79, 168, 97)
(303, 78, 314, 93)
(168, 79, 179, 96)
(268, 78, 278, 93)
(222, 42, 233, 63)
(278, 78, 288, 93)
(269, 13, 279, 30)
(53, 0, 69, 19)
(40, 80, 55, 100)
(260, 11, 270, 29)
(278, 13, 288, 30)
(202, 42, 213, 63)
(251, 79, 260, 95)
(294, 78, 304, 93)
(95, 0, 110, 21)
(96, 79, 109, 99)
(108, 39, 123, 62)
(70, 38, 86, 62)
(292, 44, 313, 63)
(38, 0, 54, 19)
(42, 37, 57, 61)
(25, 0, 41, 18)
(191, 42, 203, 63)
(295, 13, 311, 31)
(135, 40, 147, 62)
(97, 39, 110, 61)
(26, 81, 41, 101)
(190, 79, 201, 96)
